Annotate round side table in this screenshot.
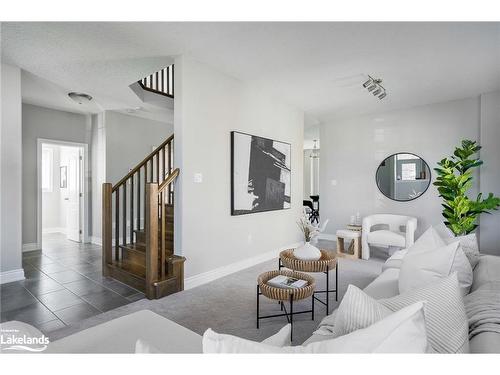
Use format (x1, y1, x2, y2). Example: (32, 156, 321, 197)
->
(256, 270, 315, 342)
(279, 249, 338, 315)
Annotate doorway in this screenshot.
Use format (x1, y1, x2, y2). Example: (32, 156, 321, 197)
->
(37, 139, 88, 248)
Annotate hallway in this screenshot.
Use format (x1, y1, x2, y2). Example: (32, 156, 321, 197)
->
(0, 234, 144, 334)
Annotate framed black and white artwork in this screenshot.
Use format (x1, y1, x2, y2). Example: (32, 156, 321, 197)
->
(231, 131, 291, 215)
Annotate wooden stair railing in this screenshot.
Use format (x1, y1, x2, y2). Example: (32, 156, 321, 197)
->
(102, 134, 185, 299)
(138, 64, 174, 98)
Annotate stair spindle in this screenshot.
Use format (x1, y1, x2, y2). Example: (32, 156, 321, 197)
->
(161, 192, 166, 278)
(144, 164, 147, 222)
(137, 168, 141, 231)
(130, 175, 134, 244)
(123, 183, 127, 250)
(115, 189, 120, 260)
(156, 151, 159, 183)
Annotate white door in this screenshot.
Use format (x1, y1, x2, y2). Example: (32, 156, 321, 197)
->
(62, 147, 81, 242)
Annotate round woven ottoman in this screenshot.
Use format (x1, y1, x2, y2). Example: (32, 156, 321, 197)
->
(279, 248, 339, 314)
(256, 270, 316, 342)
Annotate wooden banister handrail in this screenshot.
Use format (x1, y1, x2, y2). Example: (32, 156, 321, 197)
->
(112, 134, 174, 191)
(158, 168, 180, 193)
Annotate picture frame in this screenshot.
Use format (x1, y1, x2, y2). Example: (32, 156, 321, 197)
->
(231, 131, 291, 216)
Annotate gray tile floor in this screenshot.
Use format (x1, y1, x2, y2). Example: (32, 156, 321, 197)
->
(1, 233, 144, 334)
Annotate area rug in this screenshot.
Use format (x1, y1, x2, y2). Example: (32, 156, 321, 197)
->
(49, 253, 384, 346)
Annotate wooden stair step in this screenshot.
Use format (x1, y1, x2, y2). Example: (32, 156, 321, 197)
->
(114, 259, 146, 279)
(120, 243, 146, 265)
(134, 229, 174, 244)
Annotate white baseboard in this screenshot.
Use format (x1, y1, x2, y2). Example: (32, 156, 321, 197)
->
(90, 236, 118, 246)
(0, 269, 25, 284)
(22, 243, 41, 252)
(42, 227, 66, 234)
(90, 236, 102, 246)
(184, 242, 301, 290)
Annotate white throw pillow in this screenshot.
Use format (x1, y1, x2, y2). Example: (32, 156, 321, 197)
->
(135, 324, 291, 353)
(333, 284, 392, 337)
(314, 274, 468, 353)
(382, 273, 469, 353)
(135, 339, 162, 353)
(434, 222, 481, 269)
(399, 240, 473, 295)
(203, 302, 430, 353)
(260, 324, 291, 346)
(407, 226, 446, 254)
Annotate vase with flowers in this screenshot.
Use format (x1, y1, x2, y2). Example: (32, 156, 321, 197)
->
(294, 215, 322, 260)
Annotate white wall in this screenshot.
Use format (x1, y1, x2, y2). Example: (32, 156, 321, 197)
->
(104, 111, 174, 185)
(90, 113, 105, 242)
(174, 56, 304, 280)
(22, 104, 90, 247)
(479, 91, 500, 255)
(90, 110, 173, 243)
(320, 97, 481, 242)
(1, 64, 24, 282)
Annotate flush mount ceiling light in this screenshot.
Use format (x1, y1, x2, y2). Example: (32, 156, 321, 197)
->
(68, 92, 93, 104)
(362, 75, 387, 100)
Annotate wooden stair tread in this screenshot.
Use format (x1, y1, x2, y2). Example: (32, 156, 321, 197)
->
(113, 260, 146, 279)
(119, 243, 146, 253)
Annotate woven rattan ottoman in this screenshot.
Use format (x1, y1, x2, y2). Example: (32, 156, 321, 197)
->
(279, 249, 338, 315)
(256, 270, 315, 342)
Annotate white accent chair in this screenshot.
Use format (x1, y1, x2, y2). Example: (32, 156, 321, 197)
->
(361, 214, 417, 260)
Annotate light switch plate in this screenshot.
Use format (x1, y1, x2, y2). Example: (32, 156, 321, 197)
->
(331, 179, 337, 186)
(194, 173, 203, 183)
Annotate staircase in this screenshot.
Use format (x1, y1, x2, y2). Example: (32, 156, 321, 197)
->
(138, 64, 174, 98)
(101, 134, 185, 299)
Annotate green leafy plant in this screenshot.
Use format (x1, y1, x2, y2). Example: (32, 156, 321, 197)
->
(434, 139, 500, 236)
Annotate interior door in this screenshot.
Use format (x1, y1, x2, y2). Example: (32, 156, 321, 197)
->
(64, 147, 81, 242)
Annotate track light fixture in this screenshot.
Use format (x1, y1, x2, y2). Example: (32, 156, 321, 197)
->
(362, 75, 387, 100)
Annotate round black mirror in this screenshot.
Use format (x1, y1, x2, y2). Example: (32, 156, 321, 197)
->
(376, 153, 431, 202)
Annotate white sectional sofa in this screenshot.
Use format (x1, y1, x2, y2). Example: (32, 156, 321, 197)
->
(349, 253, 500, 353)
(46, 254, 500, 353)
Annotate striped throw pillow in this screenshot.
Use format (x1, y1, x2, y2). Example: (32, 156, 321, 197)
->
(381, 272, 469, 353)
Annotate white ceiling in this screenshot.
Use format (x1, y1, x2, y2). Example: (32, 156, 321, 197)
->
(2, 22, 499, 128)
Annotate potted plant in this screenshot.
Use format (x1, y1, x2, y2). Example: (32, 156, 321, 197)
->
(294, 215, 321, 260)
(434, 139, 500, 236)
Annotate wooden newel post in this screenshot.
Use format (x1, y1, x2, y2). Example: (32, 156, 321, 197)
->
(145, 183, 159, 299)
(102, 183, 113, 276)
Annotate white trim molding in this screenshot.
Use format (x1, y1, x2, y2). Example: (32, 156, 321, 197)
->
(22, 243, 41, 252)
(90, 236, 102, 246)
(37, 138, 89, 250)
(0, 269, 25, 284)
(184, 242, 301, 290)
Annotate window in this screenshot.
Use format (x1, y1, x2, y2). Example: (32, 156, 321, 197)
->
(42, 147, 53, 192)
(401, 162, 417, 180)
